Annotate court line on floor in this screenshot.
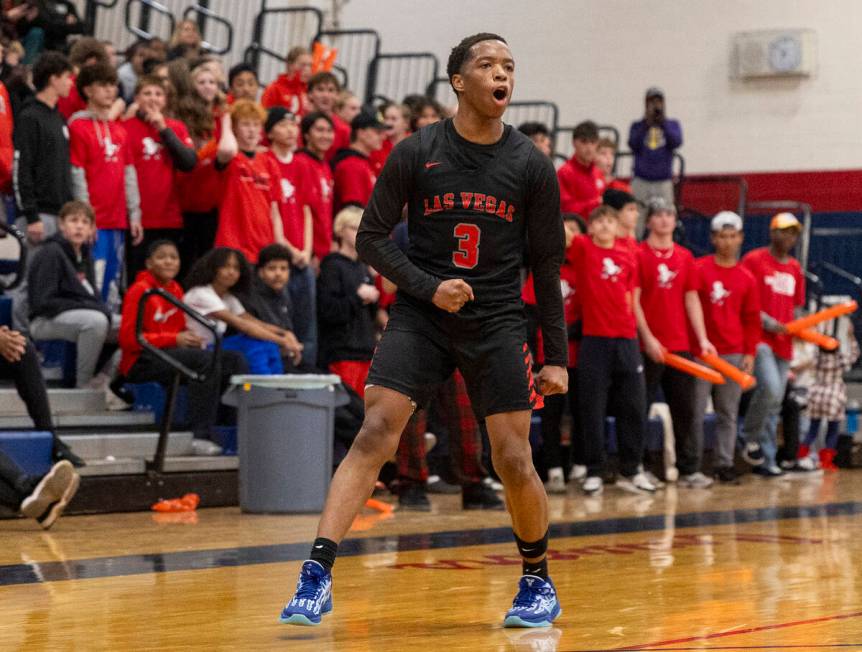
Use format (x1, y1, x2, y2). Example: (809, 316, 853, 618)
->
(1, 500, 861, 587)
(609, 608, 862, 650)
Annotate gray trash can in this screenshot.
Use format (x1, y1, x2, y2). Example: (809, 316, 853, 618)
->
(223, 374, 349, 513)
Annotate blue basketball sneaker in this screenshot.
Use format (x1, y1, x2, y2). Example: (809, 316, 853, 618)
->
(279, 560, 333, 626)
(503, 575, 561, 627)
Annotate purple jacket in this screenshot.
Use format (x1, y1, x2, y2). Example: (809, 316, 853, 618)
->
(627, 118, 683, 181)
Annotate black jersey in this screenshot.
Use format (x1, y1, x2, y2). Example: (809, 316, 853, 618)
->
(356, 118, 567, 366)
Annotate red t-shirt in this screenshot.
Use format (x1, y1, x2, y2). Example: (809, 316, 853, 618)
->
(178, 139, 221, 213)
(0, 82, 12, 193)
(523, 245, 580, 365)
(695, 256, 761, 356)
(123, 116, 192, 229)
(265, 149, 309, 251)
(571, 234, 638, 338)
(742, 247, 805, 360)
(369, 138, 394, 176)
(69, 115, 132, 230)
(557, 156, 605, 216)
(326, 114, 352, 162)
(294, 149, 334, 260)
(261, 73, 310, 115)
(637, 242, 697, 352)
(57, 77, 86, 121)
(333, 150, 376, 213)
(214, 151, 283, 264)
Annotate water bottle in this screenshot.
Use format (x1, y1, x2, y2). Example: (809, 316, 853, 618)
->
(846, 400, 860, 437)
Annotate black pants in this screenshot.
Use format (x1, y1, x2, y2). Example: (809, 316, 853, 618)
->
(181, 210, 218, 277)
(578, 337, 646, 478)
(0, 341, 54, 432)
(541, 368, 580, 471)
(126, 347, 248, 439)
(644, 352, 702, 475)
(126, 228, 185, 282)
(0, 448, 37, 512)
(777, 379, 802, 463)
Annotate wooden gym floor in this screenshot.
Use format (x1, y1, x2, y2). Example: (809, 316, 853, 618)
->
(2, 471, 862, 651)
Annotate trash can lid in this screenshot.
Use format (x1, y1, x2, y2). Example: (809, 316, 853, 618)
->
(229, 374, 343, 390)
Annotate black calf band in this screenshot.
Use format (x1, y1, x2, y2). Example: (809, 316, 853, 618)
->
(513, 529, 549, 559)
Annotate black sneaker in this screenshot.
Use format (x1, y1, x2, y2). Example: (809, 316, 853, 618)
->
(52, 440, 85, 468)
(398, 484, 431, 511)
(742, 443, 765, 466)
(109, 376, 136, 405)
(714, 466, 740, 485)
(426, 475, 461, 494)
(752, 464, 785, 478)
(462, 482, 505, 510)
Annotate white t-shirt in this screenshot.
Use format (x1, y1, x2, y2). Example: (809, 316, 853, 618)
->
(184, 284, 246, 346)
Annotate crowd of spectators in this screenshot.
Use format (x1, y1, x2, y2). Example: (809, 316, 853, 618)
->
(0, 14, 852, 522)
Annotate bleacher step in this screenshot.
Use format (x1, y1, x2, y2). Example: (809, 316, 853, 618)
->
(62, 431, 194, 459)
(78, 457, 147, 477)
(0, 388, 105, 416)
(0, 411, 155, 429)
(162, 456, 239, 473)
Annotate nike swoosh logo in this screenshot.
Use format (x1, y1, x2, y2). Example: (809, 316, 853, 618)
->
(424, 161, 442, 169)
(313, 545, 324, 549)
(521, 546, 537, 553)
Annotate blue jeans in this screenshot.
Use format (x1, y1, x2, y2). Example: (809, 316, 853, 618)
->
(743, 343, 790, 467)
(222, 335, 283, 375)
(93, 229, 126, 312)
(288, 265, 318, 368)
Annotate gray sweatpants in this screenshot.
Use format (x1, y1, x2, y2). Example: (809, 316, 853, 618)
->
(30, 309, 112, 387)
(8, 213, 58, 332)
(694, 353, 745, 468)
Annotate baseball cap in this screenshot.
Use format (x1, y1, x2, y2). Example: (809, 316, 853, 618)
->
(770, 212, 802, 231)
(645, 86, 664, 99)
(646, 196, 676, 218)
(603, 188, 637, 211)
(264, 106, 296, 134)
(351, 111, 387, 131)
(711, 211, 743, 232)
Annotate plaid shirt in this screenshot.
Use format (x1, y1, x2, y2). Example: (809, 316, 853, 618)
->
(807, 335, 860, 420)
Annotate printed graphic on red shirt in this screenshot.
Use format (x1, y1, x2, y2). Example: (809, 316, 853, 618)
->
(695, 256, 760, 356)
(637, 242, 697, 352)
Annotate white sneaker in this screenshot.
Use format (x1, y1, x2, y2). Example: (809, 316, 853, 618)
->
(582, 476, 603, 495)
(568, 464, 587, 482)
(642, 469, 666, 489)
(483, 476, 504, 492)
(616, 472, 656, 494)
(544, 468, 566, 494)
(104, 389, 133, 412)
(679, 471, 714, 489)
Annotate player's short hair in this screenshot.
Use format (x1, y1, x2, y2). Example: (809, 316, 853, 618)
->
(134, 74, 167, 96)
(258, 244, 293, 268)
(230, 99, 267, 125)
(300, 111, 334, 137)
(228, 62, 258, 87)
(588, 204, 618, 223)
(572, 121, 599, 142)
(308, 71, 340, 93)
(446, 33, 508, 94)
(286, 45, 309, 65)
(59, 200, 95, 223)
(146, 239, 178, 258)
(69, 37, 108, 68)
(518, 122, 549, 138)
(333, 205, 363, 240)
(76, 62, 118, 99)
(32, 52, 72, 91)
(597, 137, 616, 151)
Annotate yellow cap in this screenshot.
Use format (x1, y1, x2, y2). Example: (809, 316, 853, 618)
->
(770, 212, 801, 231)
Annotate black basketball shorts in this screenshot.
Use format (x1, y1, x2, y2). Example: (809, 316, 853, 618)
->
(366, 299, 543, 418)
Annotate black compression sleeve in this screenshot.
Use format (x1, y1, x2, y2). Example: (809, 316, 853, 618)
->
(525, 149, 568, 367)
(159, 127, 198, 172)
(355, 137, 441, 302)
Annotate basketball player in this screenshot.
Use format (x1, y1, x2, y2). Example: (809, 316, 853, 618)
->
(279, 33, 568, 628)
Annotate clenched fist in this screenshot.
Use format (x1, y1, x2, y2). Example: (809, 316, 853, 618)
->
(432, 279, 474, 313)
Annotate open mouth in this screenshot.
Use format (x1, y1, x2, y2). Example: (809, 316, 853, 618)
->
(492, 88, 507, 101)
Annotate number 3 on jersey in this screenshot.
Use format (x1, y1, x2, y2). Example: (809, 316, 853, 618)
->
(452, 223, 481, 269)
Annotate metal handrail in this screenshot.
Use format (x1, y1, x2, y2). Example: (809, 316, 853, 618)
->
(135, 288, 220, 383)
(816, 262, 862, 295)
(0, 221, 26, 291)
(246, 6, 323, 74)
(365, 52, 439, 105)
(745, 200, 812, 271)
(804, 270, 824, 313)
(124, 0, 175, 40)
(136, 287, 221, 473)
(183, 3, 233, 55)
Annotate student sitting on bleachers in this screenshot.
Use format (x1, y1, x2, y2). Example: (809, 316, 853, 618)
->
(118, 240, 248, 445)
(183, 247, 302, 374)
(28, 201, 124, 404)
(0, 451, 79, 529)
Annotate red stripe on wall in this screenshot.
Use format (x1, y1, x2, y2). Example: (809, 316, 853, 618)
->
(677, 169, 862, 215)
